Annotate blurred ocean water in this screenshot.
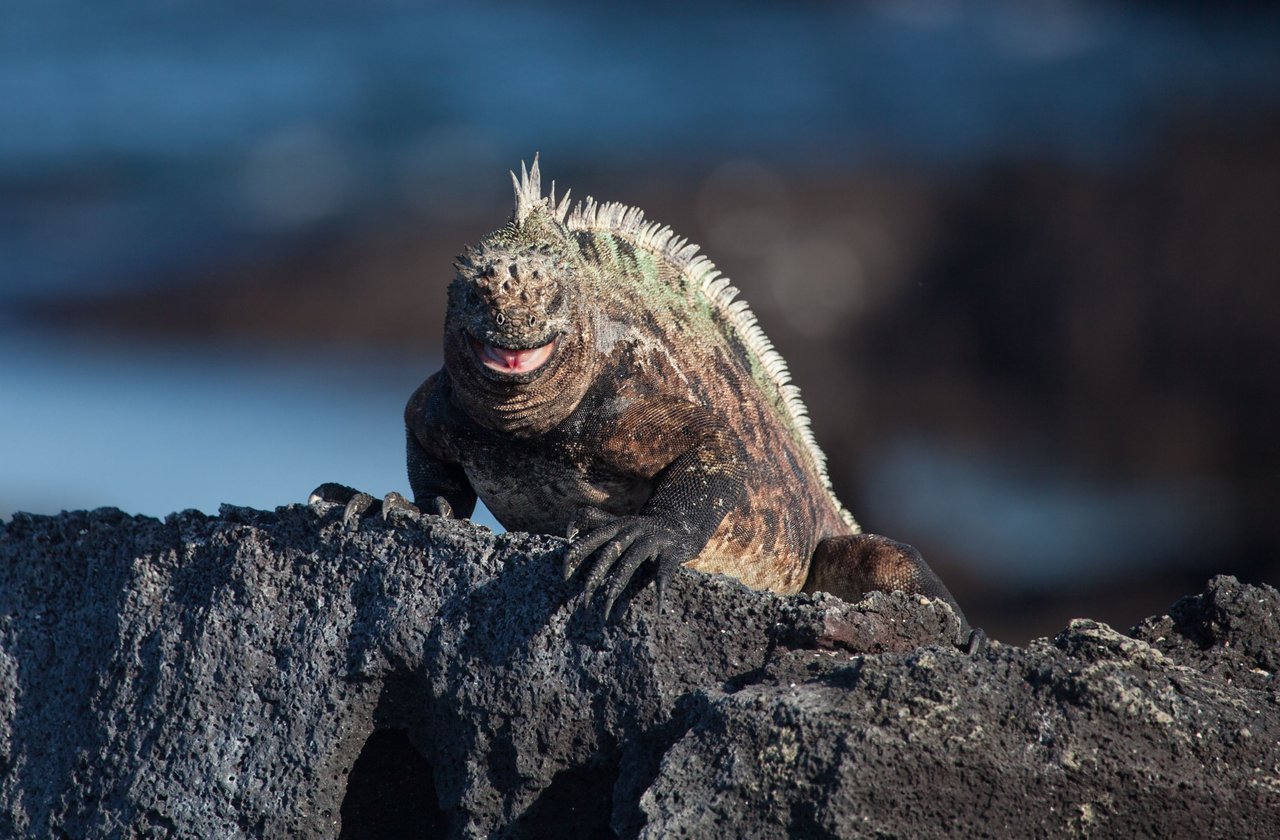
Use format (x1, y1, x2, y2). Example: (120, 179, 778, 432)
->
(0, 328, 421, 515)
(1, 1, 1276, 604)
(0, 324, 1222, 594)
(0, 317, 1231, 588)
(3, 1, 1280, 297)
(863, 440, 1236, 588)
(0, 327, 502, 531)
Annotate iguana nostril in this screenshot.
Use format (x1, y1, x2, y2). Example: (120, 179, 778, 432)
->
(526, 315, 536, 327)
(495, 312, 506, 326)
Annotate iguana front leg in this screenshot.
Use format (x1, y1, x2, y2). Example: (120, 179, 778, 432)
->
(404, 424, 477, 519)
(561, 398, 747, 618)
(308, 425, 475, 527)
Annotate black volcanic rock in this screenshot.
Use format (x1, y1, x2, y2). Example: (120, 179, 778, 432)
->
(1, 505, 1277, 838)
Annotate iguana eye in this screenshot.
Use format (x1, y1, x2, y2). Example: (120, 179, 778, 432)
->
(495, 313, 506, 326)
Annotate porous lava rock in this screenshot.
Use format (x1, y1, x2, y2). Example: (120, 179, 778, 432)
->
(1, 505, 1277, 838)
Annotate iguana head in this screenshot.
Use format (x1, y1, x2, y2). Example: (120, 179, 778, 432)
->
(449, 244, 575, 380)
(443, 157, 595, 434)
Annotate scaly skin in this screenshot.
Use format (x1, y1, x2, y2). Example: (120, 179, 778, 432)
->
(315, 156, 974, 643)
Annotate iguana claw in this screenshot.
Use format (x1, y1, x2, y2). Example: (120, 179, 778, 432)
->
(307, 482, 377, 527)
(309, 483, 430, 528)
(308, 482, 360, 508)
(963, 627, 988, 656)
(563, 507, 695, 620)
(381, 492, 422, 521)
(342, 493, 377, 529)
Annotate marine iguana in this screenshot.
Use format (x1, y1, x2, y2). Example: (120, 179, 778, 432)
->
(313, 156, 974, 642)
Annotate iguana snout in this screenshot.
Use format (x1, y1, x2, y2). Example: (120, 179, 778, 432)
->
(449, 247, 577, 379)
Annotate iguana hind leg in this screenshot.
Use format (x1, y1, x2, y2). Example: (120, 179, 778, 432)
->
(803, 533, 976, 644)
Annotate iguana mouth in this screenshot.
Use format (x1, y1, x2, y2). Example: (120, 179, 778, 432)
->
(470, 336, 558, 375)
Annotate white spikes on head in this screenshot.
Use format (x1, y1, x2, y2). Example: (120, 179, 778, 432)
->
(511, 152, 572, 225)
(508, 158, 853, 526)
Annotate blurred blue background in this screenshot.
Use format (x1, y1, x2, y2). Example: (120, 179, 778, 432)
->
(3, 0, 1279, 640)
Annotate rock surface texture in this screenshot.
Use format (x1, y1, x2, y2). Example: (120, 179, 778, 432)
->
(1, 505, 1278, 838)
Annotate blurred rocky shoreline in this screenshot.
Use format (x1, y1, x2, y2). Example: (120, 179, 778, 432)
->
(18, 115, 1280, 642)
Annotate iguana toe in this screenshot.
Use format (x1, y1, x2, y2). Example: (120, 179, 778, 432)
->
(381, 492, 421, 521)
(562, 510, 624, 580)
(310, 483, 433, 529)
(308, 482, 361, 508)
(963, 627, 988, 656)
(598, 535, 666, 620)
(308, 482, 380, 527)
(428, 495, 454, 519)
(342, 492, 378, 529)
(565, 514, 695, 620)
(564, 505, 613, 543)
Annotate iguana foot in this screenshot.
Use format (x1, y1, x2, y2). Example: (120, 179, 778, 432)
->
(562, 506, 696, 620)
(308, 484, 450, 528)
(804, 533, 981, 648)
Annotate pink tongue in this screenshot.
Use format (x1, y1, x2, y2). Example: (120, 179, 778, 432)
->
(492, 347, 526, 370)
(477, 338, 554, 373)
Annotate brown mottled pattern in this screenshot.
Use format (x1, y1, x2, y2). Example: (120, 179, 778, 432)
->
(400, 161, 967, 628)
(570, 238, 850, 592)
(410, 221, 849, 592)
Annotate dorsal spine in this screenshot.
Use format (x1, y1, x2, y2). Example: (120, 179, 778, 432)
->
(510, 157, 855, 528)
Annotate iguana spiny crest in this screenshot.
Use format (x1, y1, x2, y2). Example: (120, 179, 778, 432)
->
(451, 155, 854, 527)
